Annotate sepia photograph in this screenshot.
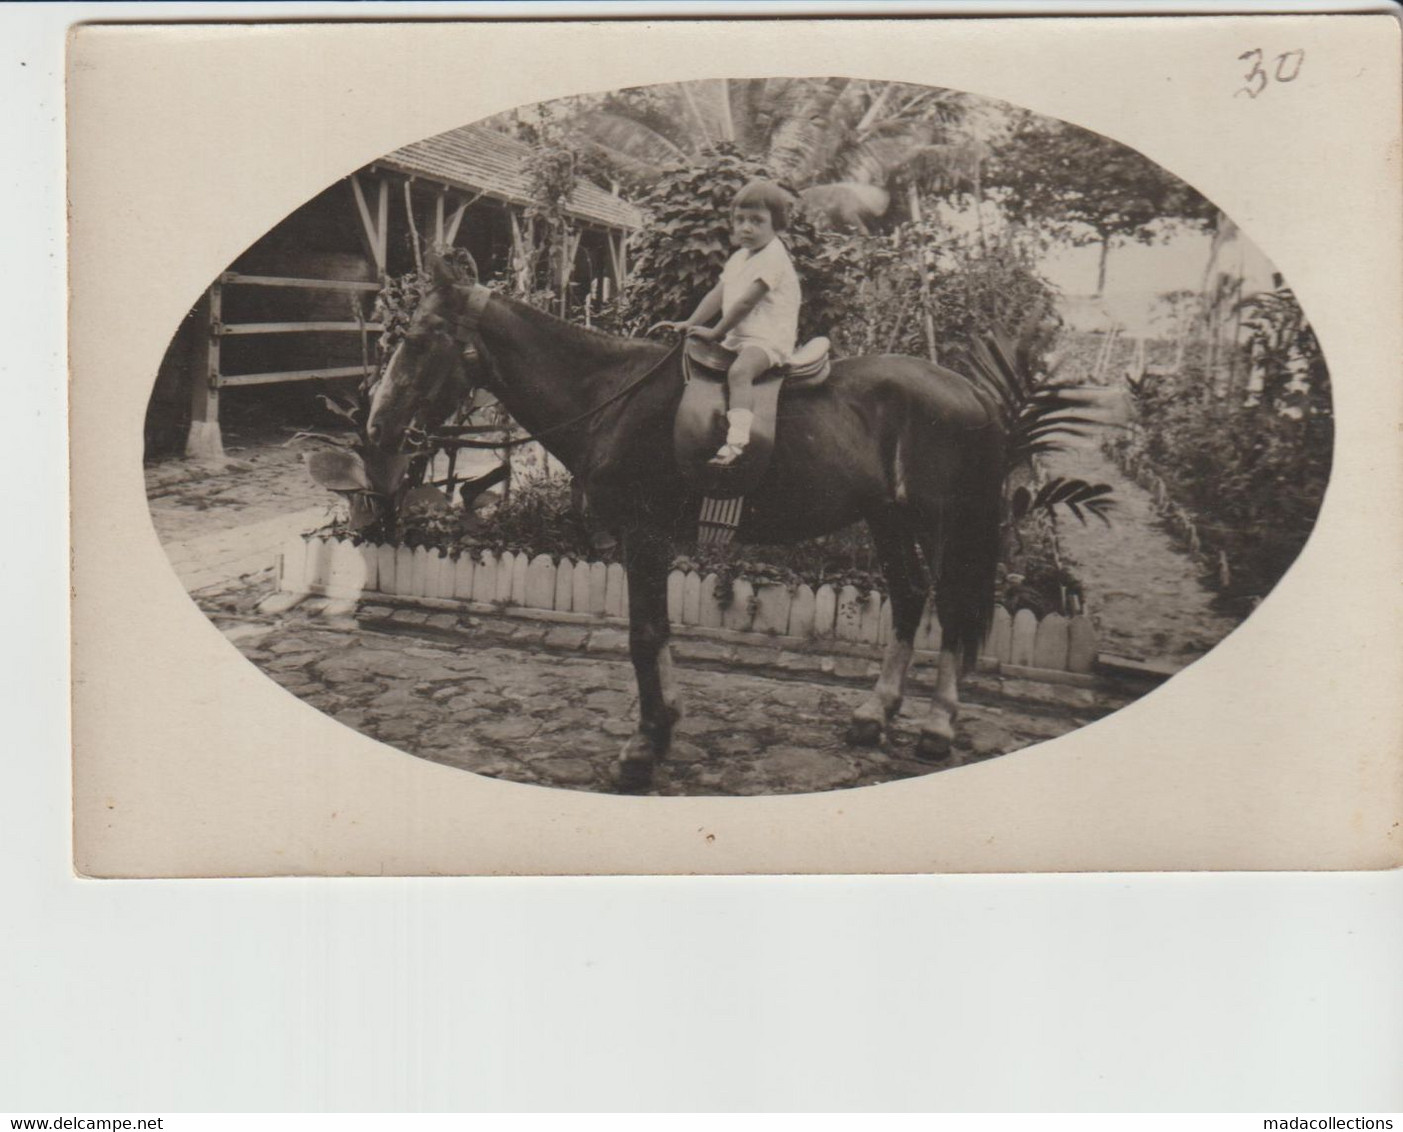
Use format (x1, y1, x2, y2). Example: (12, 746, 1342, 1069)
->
(143, 78, 1329, 797)
(68, 16, 1402, 876)
(15, 7, 1403, 1115)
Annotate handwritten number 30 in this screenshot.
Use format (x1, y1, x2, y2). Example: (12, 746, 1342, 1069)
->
(1238, 48, 1306, 98)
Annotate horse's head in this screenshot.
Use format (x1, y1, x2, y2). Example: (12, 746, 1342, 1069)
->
(365, 252, 479, 450)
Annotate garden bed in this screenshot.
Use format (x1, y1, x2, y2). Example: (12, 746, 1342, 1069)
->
(279, 533, 1100, 678)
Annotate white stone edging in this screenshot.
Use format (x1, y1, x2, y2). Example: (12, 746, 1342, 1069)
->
(280, 535, 1099, 675)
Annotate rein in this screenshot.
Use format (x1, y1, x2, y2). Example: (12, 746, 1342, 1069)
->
(406, 284, 682, 453)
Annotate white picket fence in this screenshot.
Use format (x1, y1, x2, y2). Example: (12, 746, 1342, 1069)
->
(280, 535, 1099, 675)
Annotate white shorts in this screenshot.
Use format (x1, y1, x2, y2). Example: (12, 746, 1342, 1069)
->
(723, 335, 790, 369)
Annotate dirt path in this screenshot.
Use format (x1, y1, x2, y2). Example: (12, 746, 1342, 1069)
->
(1046, 440, 1240, 668)
(145, 424, 343, 546)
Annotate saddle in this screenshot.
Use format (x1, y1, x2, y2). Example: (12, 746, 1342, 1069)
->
(673, 336, 831, 501)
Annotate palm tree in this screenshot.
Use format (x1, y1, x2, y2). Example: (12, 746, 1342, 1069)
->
(557, 78, 985, 231)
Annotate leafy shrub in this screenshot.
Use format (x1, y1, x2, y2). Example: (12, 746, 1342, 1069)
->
(383, 470, 893, 602)
(606, 146, 849, 342)
(1118, 284, 1332, 608)
(377, 481, 1073, 615)
(824, 219, 1060, 362)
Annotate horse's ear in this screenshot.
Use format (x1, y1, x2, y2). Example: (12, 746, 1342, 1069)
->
(426, 250, 460, 289)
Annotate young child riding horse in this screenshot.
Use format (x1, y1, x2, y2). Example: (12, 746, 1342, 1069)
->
(653, 179, 801, 467)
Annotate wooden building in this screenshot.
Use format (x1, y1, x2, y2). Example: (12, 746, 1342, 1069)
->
(150, 123, 642, 460)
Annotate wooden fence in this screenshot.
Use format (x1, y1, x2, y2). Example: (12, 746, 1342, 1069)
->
(280, 535, 1099, 676)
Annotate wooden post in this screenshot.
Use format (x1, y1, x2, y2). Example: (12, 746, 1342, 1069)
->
(558, 231, 569, 317)
(508, 210, 529, 295)
(184, 284, 225, 461)
(604, 232, 622, 294)
(403, 179, 422, 274)
(559, 226, 582, 317)
(434, 188, 446, 247)
(350, 173, 387, 277)
(375, 176, 389, 274)
(444, 198, 468, 246)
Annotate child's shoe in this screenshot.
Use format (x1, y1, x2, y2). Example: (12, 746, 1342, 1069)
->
(709, 409, 754, 467)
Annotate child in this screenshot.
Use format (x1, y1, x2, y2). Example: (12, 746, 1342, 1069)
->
(654, 179, 802, 466)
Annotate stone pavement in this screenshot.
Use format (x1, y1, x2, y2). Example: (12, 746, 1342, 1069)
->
(154, 419, 1149, 797)
(200, 582, 1140, 797)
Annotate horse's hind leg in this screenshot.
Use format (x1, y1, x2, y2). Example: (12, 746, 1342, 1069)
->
(917, 647, 962, 761)
(613, 525, 682, 793)
(913, 527, 986, 762)
(847, 514, 927, 746)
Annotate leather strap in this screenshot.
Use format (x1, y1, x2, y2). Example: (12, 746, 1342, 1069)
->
(449, 283, 493, 347)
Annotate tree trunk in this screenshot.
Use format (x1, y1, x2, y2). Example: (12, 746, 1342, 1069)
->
(1199, 209, 1232, 293)
(404, 180, 423, 275)
(908, 184, 938, 363)
(972, 155, 985, 247)
(717, 78, 735, 143)
(1095, 235, 1111, 296)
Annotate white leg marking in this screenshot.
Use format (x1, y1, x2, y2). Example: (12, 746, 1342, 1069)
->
(658, 643, 682, 721)
(852, 636, 914, 730)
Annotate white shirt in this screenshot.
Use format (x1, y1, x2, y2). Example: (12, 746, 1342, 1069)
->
(720, 237, 801, 359)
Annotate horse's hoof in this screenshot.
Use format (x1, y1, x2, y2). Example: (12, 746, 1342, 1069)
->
(613, 752, 655, 794)
(614, 735, 660, 794)
(846, 717, 884, 747)
(913, 730, 953, 763)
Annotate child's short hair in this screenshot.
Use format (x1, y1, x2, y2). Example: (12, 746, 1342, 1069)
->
(732, 179, 791, 232)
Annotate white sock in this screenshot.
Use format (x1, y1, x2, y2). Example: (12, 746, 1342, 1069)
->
(725, 408, 754, 446)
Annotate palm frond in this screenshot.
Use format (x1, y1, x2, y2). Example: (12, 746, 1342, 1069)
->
(316, 393, 362, 426)
(1010, 477, 1116, 526)
(962, 331, 1107, 471)
(572, 108, 692, 165)
(577, 140, 668, 188)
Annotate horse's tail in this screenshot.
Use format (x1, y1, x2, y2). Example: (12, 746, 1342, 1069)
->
(936, 421, 1006, 672)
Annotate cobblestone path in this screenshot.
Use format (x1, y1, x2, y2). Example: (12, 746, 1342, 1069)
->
(202, 585, 1137, 797)
(157, 417, 1148, 797)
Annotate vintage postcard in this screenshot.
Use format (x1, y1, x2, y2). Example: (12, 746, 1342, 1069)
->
(68, 15, 1403, 876)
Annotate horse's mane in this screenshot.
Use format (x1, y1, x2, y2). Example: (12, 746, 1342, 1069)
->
(491, 290, 661, 364)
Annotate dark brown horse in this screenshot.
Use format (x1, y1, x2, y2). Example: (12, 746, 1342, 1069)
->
(367, 254, 1005, 792)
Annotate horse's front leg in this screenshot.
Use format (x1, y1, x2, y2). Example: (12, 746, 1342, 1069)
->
(613, 526, 682, 793)
(848, 516, 926, 746)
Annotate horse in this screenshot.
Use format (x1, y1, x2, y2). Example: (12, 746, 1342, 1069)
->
(366, 253, 1006, 793)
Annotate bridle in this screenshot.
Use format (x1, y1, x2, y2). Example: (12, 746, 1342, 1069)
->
(401, 282, 683, 453)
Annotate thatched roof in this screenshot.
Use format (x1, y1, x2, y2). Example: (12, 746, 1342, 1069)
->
(377, 123, 642, 231)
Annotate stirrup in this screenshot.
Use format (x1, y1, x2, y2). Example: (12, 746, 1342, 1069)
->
(708, 441, 747, 467)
